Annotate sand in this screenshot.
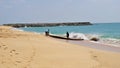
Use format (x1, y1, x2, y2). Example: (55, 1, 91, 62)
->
(0, 26, 120, 68)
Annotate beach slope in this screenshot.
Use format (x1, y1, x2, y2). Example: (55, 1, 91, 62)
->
(0, 26, 120, 68)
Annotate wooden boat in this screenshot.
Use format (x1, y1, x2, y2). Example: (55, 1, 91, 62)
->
(48, 34, 83, 41)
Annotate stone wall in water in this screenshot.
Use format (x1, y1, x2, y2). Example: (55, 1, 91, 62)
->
(3, 22, 92, 28)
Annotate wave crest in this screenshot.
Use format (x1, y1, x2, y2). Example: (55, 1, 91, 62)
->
(69, 32, 89, 40)
(66, 32, 120, 47)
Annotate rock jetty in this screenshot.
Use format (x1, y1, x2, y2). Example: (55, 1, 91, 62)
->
(3, 22, 92, 28)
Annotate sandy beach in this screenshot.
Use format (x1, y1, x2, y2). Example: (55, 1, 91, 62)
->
(0, 26, 120, 68)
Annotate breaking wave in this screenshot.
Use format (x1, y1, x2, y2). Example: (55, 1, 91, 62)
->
(69, 32, 89, 40)
(62, 32, 120, 47)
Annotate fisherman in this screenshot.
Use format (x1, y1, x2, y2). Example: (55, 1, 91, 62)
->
(66, 32, 69, 39)
(45, 29, 49, 36)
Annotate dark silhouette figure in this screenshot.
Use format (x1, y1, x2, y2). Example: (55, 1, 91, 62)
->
(66, 32, 69, 39)
(45, 29, 49, 36)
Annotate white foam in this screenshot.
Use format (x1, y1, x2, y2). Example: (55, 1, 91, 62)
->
(85, 34, 102, 39)
(11, 28, 24, 32)
(68, 32, 120, 47)
(24, 26, 27, 28)
(99, 38, 120, 47)
(69, 32, 89, 40)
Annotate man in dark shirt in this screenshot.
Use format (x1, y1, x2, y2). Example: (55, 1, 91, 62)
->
(66, 32, 69, 39)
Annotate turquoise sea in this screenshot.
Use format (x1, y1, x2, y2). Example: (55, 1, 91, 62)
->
(19, 23, 120, 47)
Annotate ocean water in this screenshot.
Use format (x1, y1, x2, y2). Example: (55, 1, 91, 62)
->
(19, 23, 120, 47)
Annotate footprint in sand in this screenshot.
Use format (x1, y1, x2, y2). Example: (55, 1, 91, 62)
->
(15, 53, 19, 55)
(1, 44, 8, 50)
(0, 45, 3, 49)
(10, 49, 16, 53)
(93, 55, 97, 58)
(0, 45, 8, 50)
(2, 45, 6, 46)
(9, 49, 19, 57)
(91, 53, 98, 61)
(4, 47, 8, 50)
(10, 49, 16, 56)
(89, 51, 98, 59)
(1, 61, 6, 64)
(16, 61, 22, 63)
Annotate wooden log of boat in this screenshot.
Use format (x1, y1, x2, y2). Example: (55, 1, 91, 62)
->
(48, 34, 83, 41)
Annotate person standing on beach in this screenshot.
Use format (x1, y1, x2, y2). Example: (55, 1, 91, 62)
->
(66, 32, 69, 39)
(45, 29, 49, 36)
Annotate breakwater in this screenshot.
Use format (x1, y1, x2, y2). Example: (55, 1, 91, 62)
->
(3, 22, 92, 28)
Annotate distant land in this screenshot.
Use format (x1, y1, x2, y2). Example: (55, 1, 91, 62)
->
(3, 22, 92, 28)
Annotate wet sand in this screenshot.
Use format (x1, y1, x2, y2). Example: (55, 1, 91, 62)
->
(68, 40, 120, 53)
(50, 37, 120, 53)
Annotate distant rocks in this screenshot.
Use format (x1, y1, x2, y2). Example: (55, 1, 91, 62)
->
(3, 22, 92, 28)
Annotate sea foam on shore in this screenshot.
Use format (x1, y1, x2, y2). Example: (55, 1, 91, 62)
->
(52, 32, 120, 47)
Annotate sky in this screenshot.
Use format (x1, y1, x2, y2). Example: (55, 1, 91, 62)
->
(0, 0, 120, 24)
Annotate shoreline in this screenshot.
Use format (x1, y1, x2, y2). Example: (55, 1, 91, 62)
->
(10, 27, 120, 53)
(49, 36, 120, 53)
(12, 27, 120, 52)
(0, 26, 120, 68)
(18, 26, 120, 48)
(68, 40, 120, 53)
